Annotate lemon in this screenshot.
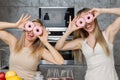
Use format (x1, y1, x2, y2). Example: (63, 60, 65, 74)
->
(6, 76, 22, 80)
(5, 70, 17, 78)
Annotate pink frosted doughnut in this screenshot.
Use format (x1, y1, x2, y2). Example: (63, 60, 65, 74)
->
(84, 13, 93, 23)
(33, 26, 43, 36)
(25, 21, 34, 31)
(76, 18, 86, 28)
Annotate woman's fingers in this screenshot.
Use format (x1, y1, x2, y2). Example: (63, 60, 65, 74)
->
(17, 14, 31, 25)
(22, 14, 31, 21)
(19, 14, 24, 21)
(89, 8, 101, 19)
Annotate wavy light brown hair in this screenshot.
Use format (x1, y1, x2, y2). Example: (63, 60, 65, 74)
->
(14, 19, 44, 55)
(73, 8, 110, 63)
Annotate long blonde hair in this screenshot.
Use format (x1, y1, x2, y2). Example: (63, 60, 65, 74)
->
(73, 8, 110, 63)
(14, 19, 44, 55)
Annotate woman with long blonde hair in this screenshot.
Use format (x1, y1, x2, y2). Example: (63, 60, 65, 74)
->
(0, 14, 64, 80)
(55, 8, 120, 80)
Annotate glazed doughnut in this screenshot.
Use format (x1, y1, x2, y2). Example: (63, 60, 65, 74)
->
(76, 18, 86, 28)
(33, 26, 43, 36)
(25, 21, 34, 31)
(84, 13, 93, 23)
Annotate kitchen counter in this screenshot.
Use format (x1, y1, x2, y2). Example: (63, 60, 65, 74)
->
(1, 65, 120, 80)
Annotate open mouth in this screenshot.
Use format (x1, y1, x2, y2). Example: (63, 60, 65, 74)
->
(85, 25, 94, 32)
(27, 34, 34, 39)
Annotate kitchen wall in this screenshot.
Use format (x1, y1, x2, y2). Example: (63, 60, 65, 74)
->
(0, 0, 120, 80)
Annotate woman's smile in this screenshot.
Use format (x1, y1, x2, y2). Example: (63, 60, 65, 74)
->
(26, 31, 37, 41)
(84, 24, 94, 32)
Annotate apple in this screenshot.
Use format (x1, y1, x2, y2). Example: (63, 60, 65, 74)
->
(0, 79, 5, 80)
(0, 72, 5, 80)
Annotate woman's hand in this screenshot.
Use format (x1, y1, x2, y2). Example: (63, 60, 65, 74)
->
(89, 8, 102, 19)
(37, 27, 48, 44)
(16, 14, 31, 30)
(67, 16, 81, 33)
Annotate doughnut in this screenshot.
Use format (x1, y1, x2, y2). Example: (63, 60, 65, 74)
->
(25, 21, 34, 31)
(76, 18, 86, 28)
(84, 13, 93, 23)
(33, 26, 43, 36)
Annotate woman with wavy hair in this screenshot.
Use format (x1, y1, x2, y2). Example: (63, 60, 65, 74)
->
(0, 14, 64, 80)
(55, 8, 120, 80)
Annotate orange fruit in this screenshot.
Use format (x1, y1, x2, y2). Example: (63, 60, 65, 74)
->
(5, 70, 17, 78)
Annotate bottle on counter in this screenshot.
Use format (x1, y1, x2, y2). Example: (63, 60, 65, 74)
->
(34, 71, 44, 80)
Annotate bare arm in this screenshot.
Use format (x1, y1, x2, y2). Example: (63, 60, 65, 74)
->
(55, 29, 72, 50)
(38, 28, 64, 65)
(55, 31, 83, 51)
(59, 39, 83, 50)
(41, 48, 59, 64)
(0, 22, 17, 29)
(0, 14, 31, 30)
(0, 14, 30, 48)
(90, 8, 120, 43)
(102, 8, 120, 43)
(55, 16, 82, 50)
(41, 42, 64, 65)
(0, 30, 17, 48)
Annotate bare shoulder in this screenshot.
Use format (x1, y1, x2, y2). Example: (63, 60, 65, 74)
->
(0, 30, 17, 47)
(71, 38, 84, 49)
